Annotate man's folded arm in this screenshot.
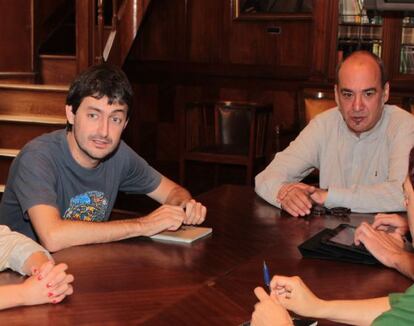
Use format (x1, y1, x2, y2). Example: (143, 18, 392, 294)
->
(255, 120, 321, 206)
(28, 205, 146, 252)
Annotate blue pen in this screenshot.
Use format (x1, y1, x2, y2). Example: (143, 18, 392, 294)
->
(263, 261, 271, 291)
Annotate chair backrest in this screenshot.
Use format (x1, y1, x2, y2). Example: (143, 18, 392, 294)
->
(299, 89, 336, 129)
(183, 101, 272, 158)
(217, 103, 252, 149)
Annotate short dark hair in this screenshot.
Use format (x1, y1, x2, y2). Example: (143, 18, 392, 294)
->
(335, 50, 388, 88)
(409, 146, 414, 187)
(66, 64, 133, 131)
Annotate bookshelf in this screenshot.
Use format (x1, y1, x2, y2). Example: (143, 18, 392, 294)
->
(400, 16, 414, 74)
(338, 0, 383, 60)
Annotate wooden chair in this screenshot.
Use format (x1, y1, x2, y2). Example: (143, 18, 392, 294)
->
(298, 89, 336, 128)
(297, 89, 336, 184)
(179, 101, 272, 186)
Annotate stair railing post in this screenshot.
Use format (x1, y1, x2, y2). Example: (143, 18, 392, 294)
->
(76, 0, 95, 72)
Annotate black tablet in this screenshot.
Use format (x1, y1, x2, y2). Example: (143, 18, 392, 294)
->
(324, 224, 372, 256)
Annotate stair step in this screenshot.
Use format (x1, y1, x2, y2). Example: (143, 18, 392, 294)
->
(0, 149, 19, 157)
(39, 55, 76, 85)
(0, 72, 36, 84)
(0, 114, 66, 125)
(0, 84, 68, 117)
(0, 115, 66, 148)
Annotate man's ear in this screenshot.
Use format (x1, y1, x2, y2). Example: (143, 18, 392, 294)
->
(383, 82, 390, 104)
(65, 105, 75, 124)
(334, 84, 339, 106)
(123, 118, 129, 130)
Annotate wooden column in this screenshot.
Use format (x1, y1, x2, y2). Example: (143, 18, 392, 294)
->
(76, 0, 94, 72)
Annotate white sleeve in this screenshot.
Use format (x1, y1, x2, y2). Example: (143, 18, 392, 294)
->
(255, 118, 323, 207)
(0, 225, 52, 275)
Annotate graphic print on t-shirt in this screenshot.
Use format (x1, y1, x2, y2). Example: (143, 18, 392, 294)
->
(63, 191, 108, 221)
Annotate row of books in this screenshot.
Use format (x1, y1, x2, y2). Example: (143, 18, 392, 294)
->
(338, 42, 382, 59)
(338, 24, 382, 40)
(340, 0, 363, 16)
(339, 0, 382, 24)
(400, 46, 414, 74)
(402, 27, 414, 45)
(403, 16, 414, 26)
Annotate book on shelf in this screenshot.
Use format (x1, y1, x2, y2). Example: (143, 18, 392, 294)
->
(402, 27, 414, 45)
(340, 0, 362, 23)
(150, 225, 212, 244)
(400, 46, 414, 74)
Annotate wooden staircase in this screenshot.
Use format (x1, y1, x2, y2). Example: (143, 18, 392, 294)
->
(0, 84, 68, 188)
(0, 0, 152, 194)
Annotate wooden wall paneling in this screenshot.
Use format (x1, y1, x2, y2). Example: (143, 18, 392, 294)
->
(309, 0, 335, 80)
(229, 21, 276, 65)
(273, 20, 312, 69)
(0, 0, 33, 72)
(157, 122, 178, 161)
(123, 83, 159, 161)
(229, 18, 313, 75)
(326, 1, 340, 80)
(158, 82, 176, 123)
(187, 0, 229, 63)
(130, 0, 187, 61)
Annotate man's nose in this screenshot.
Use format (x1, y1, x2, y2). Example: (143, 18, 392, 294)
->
(97, 118, 109, 137)
(352, 94, 363, 112)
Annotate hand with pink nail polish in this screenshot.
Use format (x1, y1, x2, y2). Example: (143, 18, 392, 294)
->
(0, 225, 74, 309)
(0, 261, 74, 309)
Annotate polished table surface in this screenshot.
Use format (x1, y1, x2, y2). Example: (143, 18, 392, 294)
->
(0, 185, 411, 325)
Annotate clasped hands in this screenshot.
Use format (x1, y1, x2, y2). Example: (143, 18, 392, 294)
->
(24, 261, 74, 306)
(251, 275, 321, 326)
(277, 183, 328, 217)
(138, 199, 207, 237)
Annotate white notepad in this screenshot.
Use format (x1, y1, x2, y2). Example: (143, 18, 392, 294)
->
(150, 226, 212, 243)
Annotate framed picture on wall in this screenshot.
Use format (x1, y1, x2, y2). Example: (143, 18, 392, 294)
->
(232, 0, 313, 20)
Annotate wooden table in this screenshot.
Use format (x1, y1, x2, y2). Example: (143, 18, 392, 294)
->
(0, 185, 411, 325)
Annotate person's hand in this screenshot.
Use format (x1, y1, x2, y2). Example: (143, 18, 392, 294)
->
(251, 287, 293, 326)
(20, 261, 74, 306)
(138, 204, 185, 236)
(183, 199, 207, 225)
(354, 222, 406, 269)
(277, 184, 314, 217)
(309, 188, 328, 206)
(277, 183, 310, 202)
(372, 214, 409, 236)
(270, 275, 323, 318)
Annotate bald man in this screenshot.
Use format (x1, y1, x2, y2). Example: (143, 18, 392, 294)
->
(255, 51, 414, 216)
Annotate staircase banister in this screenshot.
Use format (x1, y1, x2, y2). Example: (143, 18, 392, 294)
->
(104, 0, 152, 66)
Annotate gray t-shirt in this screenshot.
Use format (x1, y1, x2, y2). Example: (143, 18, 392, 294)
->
(0, 129, 162, 240)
